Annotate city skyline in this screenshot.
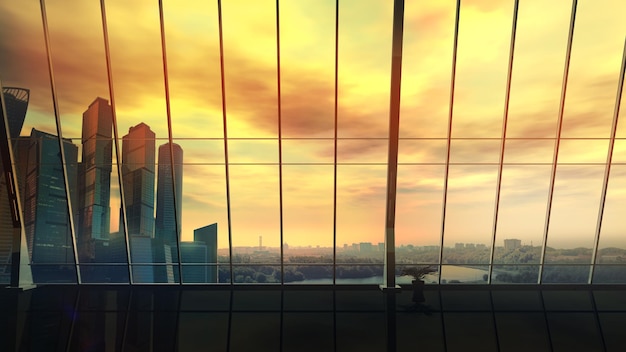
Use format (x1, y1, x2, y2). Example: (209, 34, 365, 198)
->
(0, 0, 625, 252)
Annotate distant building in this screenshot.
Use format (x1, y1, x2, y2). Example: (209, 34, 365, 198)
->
(378, 242, 385, 252)
(121, 123, 155, 239)
(180, 242, 207, 283)
(465, 243, 475, 249)
(194, 223, 218, 283)
(19, 129, 78, 283)
(455, 243, 465, 250)
(504, 239, 522, 251)
(359, 242, 373, 253)
(78, 97, 113, 261)
(155, 143, 183, 249)
(475, 244, 487, 249)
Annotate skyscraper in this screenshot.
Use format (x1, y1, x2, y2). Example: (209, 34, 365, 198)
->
(77, 97, 112, 261)
(20, 129, 78, 283)
(1, 87, 29, 139)
(0, 87, 29, 283)
(193, 223, 218, 283)
(155, 143, 183, 247)
(120, 123, 155, 238)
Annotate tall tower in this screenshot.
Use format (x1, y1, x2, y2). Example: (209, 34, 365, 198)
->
(120, 123, 155, 238)
(78, 97, 112, 261)
(21, 129, 78, 283)
(155, 142, 183, 246)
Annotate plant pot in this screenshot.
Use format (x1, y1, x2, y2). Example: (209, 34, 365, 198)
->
(411, 279, 425, 303)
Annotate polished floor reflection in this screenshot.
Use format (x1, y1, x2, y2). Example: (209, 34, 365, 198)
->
(1, 285, 625, 351)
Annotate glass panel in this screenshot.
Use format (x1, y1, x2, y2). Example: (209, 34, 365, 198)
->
(400, 1, 457, 138)
(336, 166, 386, 266)
(172, 139, 225, 165)
(398, 139, 447, 164)
(451, 0, 512, 138)
(282, 139, 333, 164)
(335, 265, 384, 285)
(280, 0, 335, 138)
(558, 139, 609, 164)
(283, 265, 334, 285)
(506, 0, 571, 139)
(542, 265, 590, 284)
(232, 265, 280, 284)
(337, 0, 393, 138)
(560, 0, 626, 138)
(221, 0, 277, 138)
(106, 0, 175, 284)
(503, 139, 554, 165)
(162, 0, 223, 139)
(178, 165, 227, 282)
(229, 165, 280, 264)
(449, 139, 500, 164)
(595, 166, 626, 264)
(337, 139, 388, 164)
(491, 264, 539, 284)
(228, 140, 277, 164)
(441, 265, 489, 284)
(544, 166, 604, 266)
(494, 166, 551, 264)
(283, 165, 333, 269)
(396, 165, 444, 265)
(442, 166, 498, 266)
(592, 265, 626, 284)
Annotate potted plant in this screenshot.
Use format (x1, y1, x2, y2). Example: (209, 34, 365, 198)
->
(401, 266, 437, 306)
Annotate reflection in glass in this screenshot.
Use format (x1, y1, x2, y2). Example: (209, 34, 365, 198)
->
(440, 265, 490, 284)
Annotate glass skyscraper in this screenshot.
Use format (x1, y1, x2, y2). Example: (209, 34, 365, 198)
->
(77, 97, 112, 261)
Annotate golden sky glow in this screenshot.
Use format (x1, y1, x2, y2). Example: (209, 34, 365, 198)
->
(1, 0, 625, 252)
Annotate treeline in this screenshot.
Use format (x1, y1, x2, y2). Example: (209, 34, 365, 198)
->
(218, 264, 384, 283)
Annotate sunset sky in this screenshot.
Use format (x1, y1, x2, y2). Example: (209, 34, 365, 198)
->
(1, 0, 625, 253)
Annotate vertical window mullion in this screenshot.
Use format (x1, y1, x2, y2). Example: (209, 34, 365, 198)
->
(438, 0, 461, 285)
(538, 0, 578, 284)
(487, 0, 519, 284)
(157, 0, 183, 284)
(589, 38, 626, 284)
(100, 0, 133, 284)
(38, 0, 81, 284)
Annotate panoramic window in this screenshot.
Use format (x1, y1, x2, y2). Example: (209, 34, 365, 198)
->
(0, 0, 625, 286)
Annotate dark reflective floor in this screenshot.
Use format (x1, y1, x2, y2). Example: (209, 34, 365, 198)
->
(1, 284, 625, 351)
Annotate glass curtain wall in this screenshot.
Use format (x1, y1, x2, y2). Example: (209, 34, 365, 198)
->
(1, 0, 625, 286)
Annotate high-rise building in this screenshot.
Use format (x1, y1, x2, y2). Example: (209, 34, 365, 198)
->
(2, 87, 29, 139)
(155, 143, 183, 247)
(0, 87, 29, 283)
(77, 97, 112, 261)
(180, 241, 207, 283)
(120, 123, 155, 238)
(19, 129, 78, 283)
(193, 223, 218, 283)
